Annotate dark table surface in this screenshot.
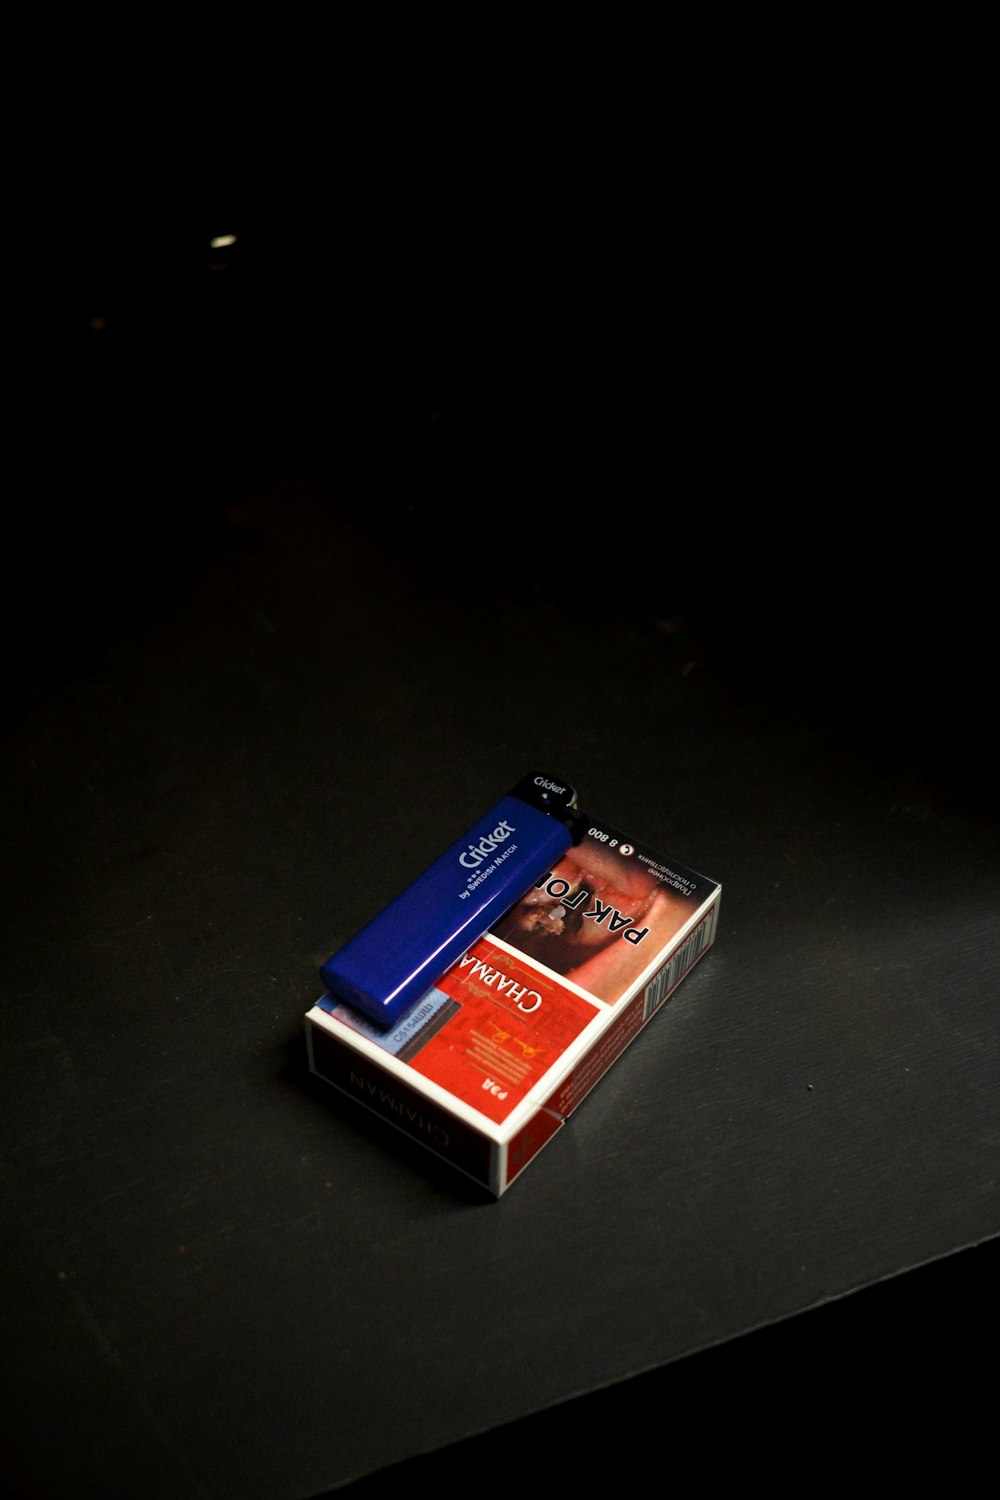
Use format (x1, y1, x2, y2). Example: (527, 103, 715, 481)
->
(3, 219, 996, 1498)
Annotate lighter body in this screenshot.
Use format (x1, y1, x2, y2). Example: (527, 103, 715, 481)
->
(320, 774, 584, 1026)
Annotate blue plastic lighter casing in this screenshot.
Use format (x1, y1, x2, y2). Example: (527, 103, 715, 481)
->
(319, 773, 585, 1027)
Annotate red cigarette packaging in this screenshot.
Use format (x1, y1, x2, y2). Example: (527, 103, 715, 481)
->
(306, 815, 721, 1196)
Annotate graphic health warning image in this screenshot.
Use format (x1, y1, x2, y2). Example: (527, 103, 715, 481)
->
(491, 827, 714, 1004)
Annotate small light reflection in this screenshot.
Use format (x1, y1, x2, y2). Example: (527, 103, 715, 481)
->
(210, 234, 237, 249)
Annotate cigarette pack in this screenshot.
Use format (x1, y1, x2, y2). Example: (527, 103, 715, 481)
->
(305, 815, 721, 1196)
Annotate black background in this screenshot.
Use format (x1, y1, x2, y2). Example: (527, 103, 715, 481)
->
(17, 174, 991, 809)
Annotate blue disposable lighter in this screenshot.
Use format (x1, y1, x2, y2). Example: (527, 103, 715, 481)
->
(319, 773, 585, 1026)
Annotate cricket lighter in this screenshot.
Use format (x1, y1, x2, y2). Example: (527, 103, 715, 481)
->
(319, 773, 585, 1026)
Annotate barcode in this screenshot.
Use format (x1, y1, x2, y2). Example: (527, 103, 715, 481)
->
(642, 916, 710, 1021)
